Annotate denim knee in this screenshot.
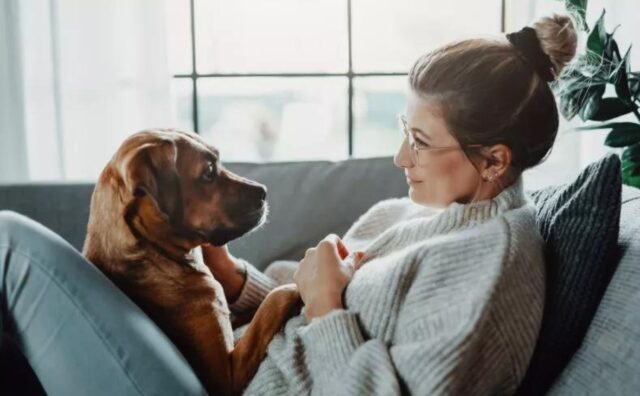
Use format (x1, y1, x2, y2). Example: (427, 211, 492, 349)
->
(0, 210, 73, 256)
(0, 210, 33, 243)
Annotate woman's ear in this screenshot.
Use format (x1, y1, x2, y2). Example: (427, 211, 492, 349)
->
(481, 144, 512, 179)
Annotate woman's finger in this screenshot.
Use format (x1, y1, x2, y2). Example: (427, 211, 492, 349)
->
(304, 247, 315, 258)
(353, 251, 366, 270)
(293, 259, 305, 283)
(323, 234, 349, 259)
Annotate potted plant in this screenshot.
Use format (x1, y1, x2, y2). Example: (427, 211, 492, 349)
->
(556, 0, 640, 187)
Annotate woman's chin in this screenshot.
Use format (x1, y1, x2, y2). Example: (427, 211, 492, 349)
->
(408, 186, 446, 208)
(408, 186, 425, 202)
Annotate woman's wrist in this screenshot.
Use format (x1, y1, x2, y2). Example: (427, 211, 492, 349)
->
(304, 297, 343, 322)
(208, 256, 247, 303)
(201, 244, 248, 303)
(222, 258, 247, 303)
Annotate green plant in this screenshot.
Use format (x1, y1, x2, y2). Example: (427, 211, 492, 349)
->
(556, 0, 640, 187)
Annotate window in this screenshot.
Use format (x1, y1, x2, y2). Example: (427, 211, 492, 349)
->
(20, 0, 624, 183)
(167, 0, 504, 162)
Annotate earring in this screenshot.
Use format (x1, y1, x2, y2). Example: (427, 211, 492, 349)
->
(483, 173, 497, 182)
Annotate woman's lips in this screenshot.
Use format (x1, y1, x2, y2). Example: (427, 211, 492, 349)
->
(406, 177, 422, 184)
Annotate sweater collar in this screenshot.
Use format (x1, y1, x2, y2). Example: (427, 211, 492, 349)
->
(357, 176, 528, 262)
(442, 176, 527, 224)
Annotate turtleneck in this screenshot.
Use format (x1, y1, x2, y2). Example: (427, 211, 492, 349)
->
(346, 176, 528, 264)
(446, 176, 527, 223)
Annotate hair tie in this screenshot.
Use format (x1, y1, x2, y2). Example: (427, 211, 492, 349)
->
(506, 27, 555, 82)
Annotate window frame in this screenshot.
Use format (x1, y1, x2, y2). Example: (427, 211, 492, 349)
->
(173, 0, 506, 157)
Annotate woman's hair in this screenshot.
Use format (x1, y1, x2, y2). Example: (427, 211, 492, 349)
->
(408, 14, 578, 172)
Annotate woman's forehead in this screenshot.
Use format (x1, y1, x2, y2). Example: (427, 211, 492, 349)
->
(406, 93, 452, 140)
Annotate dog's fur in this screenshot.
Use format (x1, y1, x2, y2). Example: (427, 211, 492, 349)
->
(83, 129, 301, 395)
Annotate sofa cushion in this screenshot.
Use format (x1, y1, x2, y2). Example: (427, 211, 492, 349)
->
(516, 154, 623, 395)
(547, 186, 640, 395)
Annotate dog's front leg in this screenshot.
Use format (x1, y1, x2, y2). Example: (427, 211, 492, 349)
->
(230, 284, 302, 395)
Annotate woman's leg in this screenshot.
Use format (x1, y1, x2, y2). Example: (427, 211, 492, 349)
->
(0, 211, 207, 396)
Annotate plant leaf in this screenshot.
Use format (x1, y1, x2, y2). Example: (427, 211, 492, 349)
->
(575, 121, 640, 131)
(622, 144, 640, 187)
(590, 97, 637, 121)
(632, 78, 640, 102)
(578, 84, 606, 121)
(610, 46, 633, 103)
(565, 0, 589, 31)
(604, 123, 640, 147)
(622, 167, 640, 187)
(586, 10, 607, 65)
(622, 142, 640, 162)
(557, 61, 611, 120)
(603, 32, 621, 64)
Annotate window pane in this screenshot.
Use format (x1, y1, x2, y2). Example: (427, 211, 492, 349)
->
(194, 0, 348, 73)
(165, 0, 192, 74)
(198, 77, 348, 162)
(353, 76, 408, 158)
(352, 0, 502, 72)
(170, 78, 194, 131)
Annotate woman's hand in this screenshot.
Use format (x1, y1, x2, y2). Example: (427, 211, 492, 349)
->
(201, 244, 246, 303)
(294, 234, 365, 322)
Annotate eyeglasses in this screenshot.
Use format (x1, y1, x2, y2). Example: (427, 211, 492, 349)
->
(398, 115, 483, 166)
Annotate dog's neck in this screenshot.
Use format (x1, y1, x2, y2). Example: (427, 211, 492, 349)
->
(123, 193, 209, 266)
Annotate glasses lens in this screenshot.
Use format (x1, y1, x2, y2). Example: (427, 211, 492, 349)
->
(412, 146, 422, 166)
(399, 116, 424, 166)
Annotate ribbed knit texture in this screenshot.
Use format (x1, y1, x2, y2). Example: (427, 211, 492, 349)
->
(231, 177, 545, 395)
(229, 259, 279, 313)
(516, 154, 622, 396)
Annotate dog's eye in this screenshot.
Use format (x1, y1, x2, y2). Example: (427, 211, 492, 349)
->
(202, 162, 216, 182)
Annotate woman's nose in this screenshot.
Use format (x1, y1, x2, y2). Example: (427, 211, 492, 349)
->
(393, 140, 413, 169)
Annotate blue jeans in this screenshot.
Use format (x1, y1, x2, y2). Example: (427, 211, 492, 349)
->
(0, 211, 207, 395)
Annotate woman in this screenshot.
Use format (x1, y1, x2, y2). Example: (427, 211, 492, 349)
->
(0, 14, 576, 395)
(206, 14, 577, 395)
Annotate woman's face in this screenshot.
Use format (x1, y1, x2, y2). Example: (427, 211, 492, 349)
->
(394, 91, 484, 207)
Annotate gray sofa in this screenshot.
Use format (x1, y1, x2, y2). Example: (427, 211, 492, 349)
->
(1, 157, 639, 395)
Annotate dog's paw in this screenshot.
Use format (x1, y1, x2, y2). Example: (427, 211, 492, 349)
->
(266, 284, 302, 317)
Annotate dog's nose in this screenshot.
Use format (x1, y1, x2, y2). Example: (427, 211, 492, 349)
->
(257, 185, 267, 201)
(247, 184, 267, 201)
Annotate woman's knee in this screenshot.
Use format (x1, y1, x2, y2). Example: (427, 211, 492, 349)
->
(0, 210, 73, 256)
(0, 211, 35, 241)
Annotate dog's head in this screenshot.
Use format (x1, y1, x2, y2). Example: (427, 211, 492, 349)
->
(94, 129, 267, 256)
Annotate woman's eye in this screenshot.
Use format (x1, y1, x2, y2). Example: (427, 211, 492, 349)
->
(414, 138, 429, 148)
(202, 162, 216, 182)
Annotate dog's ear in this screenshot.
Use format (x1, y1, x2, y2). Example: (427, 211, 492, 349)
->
(119, 140, 182, 224)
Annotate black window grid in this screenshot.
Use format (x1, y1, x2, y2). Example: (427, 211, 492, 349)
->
(173, 0, 506, 157)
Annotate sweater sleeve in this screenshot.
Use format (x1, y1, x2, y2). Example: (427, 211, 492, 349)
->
(228, 260, 278, 314)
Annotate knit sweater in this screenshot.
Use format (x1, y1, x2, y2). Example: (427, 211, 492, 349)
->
(229, 178, 545, 395)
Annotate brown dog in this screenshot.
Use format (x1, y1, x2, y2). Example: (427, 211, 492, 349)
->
(83, 129, 301, 395)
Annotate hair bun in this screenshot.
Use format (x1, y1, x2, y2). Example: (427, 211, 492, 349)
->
(532, 14, 578, 76)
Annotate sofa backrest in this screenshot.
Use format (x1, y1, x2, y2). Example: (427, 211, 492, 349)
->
(0, 183, 94, 252)
(0, 157, 407, 270)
